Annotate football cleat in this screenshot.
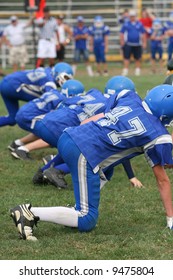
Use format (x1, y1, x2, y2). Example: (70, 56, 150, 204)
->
(8, 141, 22, 152)
(43, 167, 68, 189)
(32, 167, 44, 185)
(42, 154, 55, 165)
(11, 148, 32, 160)
(10, 204, 39, 240)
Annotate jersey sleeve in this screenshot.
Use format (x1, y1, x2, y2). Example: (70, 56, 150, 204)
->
(88, 26, 94, 36)
(104, 25, 110, 36)
(120, 24, 126, 33)
(144, 136, 173, 167)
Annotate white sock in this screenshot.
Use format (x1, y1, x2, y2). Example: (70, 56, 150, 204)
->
(15, 139, 24, 146)
(18, 146, 29, 152)
(86, 65, 94, 76)
(31, 206, 79, 227)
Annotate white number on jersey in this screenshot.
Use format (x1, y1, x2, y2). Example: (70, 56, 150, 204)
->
(27, 69, 47, 82)
(34, 92, 59, 110)
(98, 106, 146, 145)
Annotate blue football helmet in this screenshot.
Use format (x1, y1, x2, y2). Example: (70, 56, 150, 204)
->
(52, 62, 73, 86)
(104, 76, 135, 96)
(94, 16, 104, 27)
(61, 79, 85, 97)
(152, 18, 162, 29)
(144, 84, 173, 125)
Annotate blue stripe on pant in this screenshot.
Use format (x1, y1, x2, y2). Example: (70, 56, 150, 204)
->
(58, 132, 100, 232)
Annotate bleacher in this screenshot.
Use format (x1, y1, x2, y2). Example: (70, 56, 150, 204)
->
(0, 0, 173, 67)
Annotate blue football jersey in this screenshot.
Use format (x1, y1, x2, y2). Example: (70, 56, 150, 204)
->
(40, 88, 108, 137)
(73, 25, 89, 49)
(15, 89, 64, 131)
(3, 67, 55, 97)
(150, 27, 165, 48)
(66, 90, 173, 172)
(88, 25, 110, 46)
(120, 21, 145, 46)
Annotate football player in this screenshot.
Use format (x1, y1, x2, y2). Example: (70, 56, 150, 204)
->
(31, 76, 142, 189)
(10, 84, 173, 240)
(0, 62, 73, 127)
(150, 19, 165, 73)
(164, 12, 173, 61)
(10, 79, 85, 159)
(88, 16, 110, 76)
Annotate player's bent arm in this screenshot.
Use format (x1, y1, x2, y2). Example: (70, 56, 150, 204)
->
(80, 113, 105, 125)
(152, 164, 173, 220)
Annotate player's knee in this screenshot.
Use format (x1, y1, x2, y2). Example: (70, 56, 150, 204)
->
(78, 211, 98, 232)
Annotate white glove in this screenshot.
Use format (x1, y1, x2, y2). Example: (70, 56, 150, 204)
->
(166, 216, 173, 229)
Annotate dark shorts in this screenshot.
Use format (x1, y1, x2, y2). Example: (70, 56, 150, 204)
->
(122, 44, 142, 60)
(151, 45, 163, 60)
(56, 44, 65, 61)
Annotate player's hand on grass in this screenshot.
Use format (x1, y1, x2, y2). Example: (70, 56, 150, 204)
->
(130, 177, 144, 188)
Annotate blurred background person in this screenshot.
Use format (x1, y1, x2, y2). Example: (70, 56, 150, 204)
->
(118, 9, 129, 25)
(72, 16, 93, 77)
(139, 8, 155, 53)
(150, 18, 165, 73)
(2, 15, 31, 72)
(56, 14, 72, 62)
(35, 6, 59, 68)
(164, 11, 173, 61)
(0, 24, 5, 77)
(120, 9, 146, 76)
(89, 16, 110, 76)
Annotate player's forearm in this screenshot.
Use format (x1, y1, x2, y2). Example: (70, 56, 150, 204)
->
(81, 113, 104, 125)
(119, 33, 125, 46)
(104, 36, 109, 52)
(122, 159, 134, 179)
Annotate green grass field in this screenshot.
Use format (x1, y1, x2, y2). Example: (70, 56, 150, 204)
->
(0, 64, 173, 260)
